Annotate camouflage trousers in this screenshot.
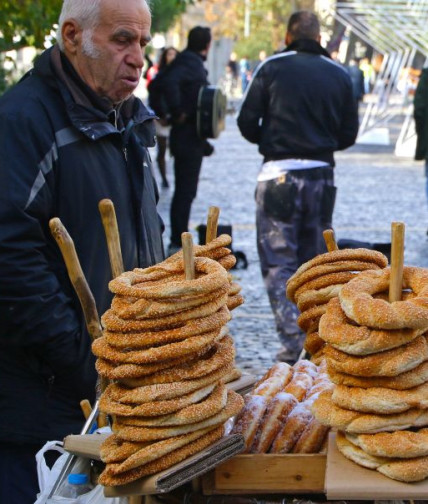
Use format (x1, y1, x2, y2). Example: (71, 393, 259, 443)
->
(255, 168, 335, 360)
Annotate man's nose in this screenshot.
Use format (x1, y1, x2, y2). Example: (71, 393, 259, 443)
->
(128, 43, 145, 68)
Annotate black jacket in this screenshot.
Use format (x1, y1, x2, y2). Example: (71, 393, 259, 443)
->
(151, 49, 209, 124)
(0, 46, 164, 444)
(237, 40, 359, 165)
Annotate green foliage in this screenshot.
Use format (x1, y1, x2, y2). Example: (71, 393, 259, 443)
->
(233, 35, 273, 61)
(0, 0, 62, 53)
(150, 0, 187, 34)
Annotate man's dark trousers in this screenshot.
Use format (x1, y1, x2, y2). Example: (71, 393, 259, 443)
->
(169, 123, 205, 247)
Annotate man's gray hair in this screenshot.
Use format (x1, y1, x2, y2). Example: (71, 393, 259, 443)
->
(56, 0, 102, 51)
(287, 10, 320, 41)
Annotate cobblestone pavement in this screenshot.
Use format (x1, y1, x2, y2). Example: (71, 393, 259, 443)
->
(152, 111, 428, 380)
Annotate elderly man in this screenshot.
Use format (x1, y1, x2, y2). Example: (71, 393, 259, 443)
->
(237, 11, 359, 364)
(0, 1, 164, 502)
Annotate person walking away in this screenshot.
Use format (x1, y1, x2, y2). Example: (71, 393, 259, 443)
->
(413, 66, 428, 235)
(237, 10, 359, 364)
(153, 26, 214, 255)
(346, 58, 365, 110)
(148, 46, 179, 188)
(0, 1, 164, 503)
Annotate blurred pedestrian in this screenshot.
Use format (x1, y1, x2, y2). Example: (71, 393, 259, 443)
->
(237, 10, 359, 364)
(346, 58, 365, 109)
(0, 1, 164, 503)
(239, 56, 251, 94)
(152, 26, 214, 255)
(413, 66, 428, 235)
(148, 46, 179, 188)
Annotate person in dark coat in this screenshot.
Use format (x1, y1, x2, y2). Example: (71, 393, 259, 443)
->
(152, 26, 213, 255)
(0, 1, 164, 503)
(413, 67, 428, 234)
(347, 58, 365, 107)
(237, 10, 359, 364)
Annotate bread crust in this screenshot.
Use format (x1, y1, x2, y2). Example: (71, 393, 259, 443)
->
(346, 428, 428, 458)
(336, 431, 428, 482)
(325, 335, 428, 377)
(319, 297, 424, 355)
(332, 382, 428, 414)
(231, 394, 269, 452)
(312, 390, 428, 433)
(339, 266, 428, 330)
(269, 402, 313, 453)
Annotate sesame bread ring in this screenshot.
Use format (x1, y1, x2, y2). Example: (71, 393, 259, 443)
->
(346, 427, 428, 459)
(109, 256, 229, 299)
(325, 335, 428, 377)
(312, 390, 428, 434)
(95, 345, 212, 380)
(101, 294, 228, 333)
(336, 431, 428, 482)
(287, 250, 388, 303)
(107, 361, 234, 405)
(339, 266, 428, 330)
(113, 390, 244, 441)
(99, 383, 217, 417)
(111, 283, 230, 320)
(229, 282, 242, 296)
(319, 298, 425, 356)
(99, 425, 224, 486)
(105, 425, 223, 476)
(227, 293, 245, 311)
(293, 272, 358, 303)
(92, 328, 224, 364)
(218, 254, 237, 270)
(296, 284, 343, 312)
(104, 306, 231, 350)
(120, 335, 235, 387)
(166, 234, 232, 263)
(332, 381, 428, 414)
(100, 434, 149, 464)
(297, 304, 328, 333)
(327, 360, 428, 390)
(303, 332, 325, 356)
(115, 383, 228, 427)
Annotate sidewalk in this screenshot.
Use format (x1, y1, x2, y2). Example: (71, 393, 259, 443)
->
(153, 112, 428, 379)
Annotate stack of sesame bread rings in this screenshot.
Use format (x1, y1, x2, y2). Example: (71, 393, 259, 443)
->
(312, 265, 428, 482)
(91, 235, 245, 486)
(286, 248, 389, 364)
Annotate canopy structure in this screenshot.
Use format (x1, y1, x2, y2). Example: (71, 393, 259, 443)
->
(323, 0, 428, 155)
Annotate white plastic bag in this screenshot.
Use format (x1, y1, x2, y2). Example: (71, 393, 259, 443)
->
(34, 440, 127, 504)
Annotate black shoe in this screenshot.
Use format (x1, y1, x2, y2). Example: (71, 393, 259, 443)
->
(161, 179, 169, 189)
(276, 348, 298, 365)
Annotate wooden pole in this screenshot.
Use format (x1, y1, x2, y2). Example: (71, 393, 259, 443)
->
(389, 221, 405, 303)
(80, 399, 92, 420)
(98, 199, 124, 278)
(181, 232, 195, 280)
(206, 206, 220, 243)
(49, 218, 102, 341)
(323, 229, 339, 252)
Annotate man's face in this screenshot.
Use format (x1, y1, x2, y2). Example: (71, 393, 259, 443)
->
(73, 0, 151, 104)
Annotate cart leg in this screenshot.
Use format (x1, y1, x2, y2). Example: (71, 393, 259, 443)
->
(128, 496, 144, 504)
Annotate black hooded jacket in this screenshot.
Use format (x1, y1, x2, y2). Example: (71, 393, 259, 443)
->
(237, 39, 359, 165)
(0, 46, 164, 444)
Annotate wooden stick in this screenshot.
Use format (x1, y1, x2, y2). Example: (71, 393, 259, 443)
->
(389, 221, 405, 303)
(49, 218, 102, 341)
(323, 229, 339, 252)
(98, 199, 124, 278)
(80, 399, 92, 420)
(206, 206, 220, 243)
(181, 232, 195, 280)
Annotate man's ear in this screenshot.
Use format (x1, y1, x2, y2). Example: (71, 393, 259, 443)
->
(61, 19, 81, 55)
(285, 32, 292, 46)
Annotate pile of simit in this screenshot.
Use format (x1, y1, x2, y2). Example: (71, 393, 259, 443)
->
(312, 265, 428, 482)
(92, 235, 245, 486)
(286, 248, 389, 365)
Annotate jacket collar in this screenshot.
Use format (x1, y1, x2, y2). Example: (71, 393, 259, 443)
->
(284, 39, 331, 59)
(34, 45, 155, 141)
